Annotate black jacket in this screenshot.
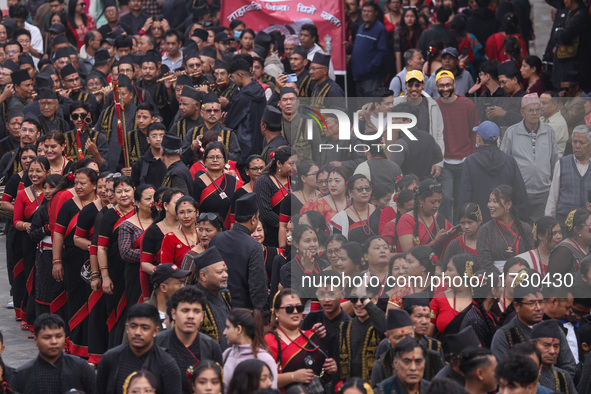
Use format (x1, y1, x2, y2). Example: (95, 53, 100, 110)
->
(10, 354, 96, 394)
(458, 145, 529, 223)
(224, 80, 266, 165)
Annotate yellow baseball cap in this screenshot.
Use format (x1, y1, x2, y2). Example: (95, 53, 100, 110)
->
(405, 70, 424, 83)
(435, 70, 455, 82)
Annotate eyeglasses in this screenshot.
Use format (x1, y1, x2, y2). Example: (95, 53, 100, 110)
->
(569, 306, 588, 317)
(278, 304, 305, 314)
(71, 113, 88, 120)
(206, 155, 224, 161)
(6, 50, 19, 55)
(39, 100, 56, 107)
(348, 297, 364, 304)
(353, 186, 372, 193)
(204, 109, 221, 113)
(326, 248, 340, 255)
(199, 212, 219, 221)
(406, 81, 422, 88)
(520, 300, 546, 307)
(249, 166, 265, 172)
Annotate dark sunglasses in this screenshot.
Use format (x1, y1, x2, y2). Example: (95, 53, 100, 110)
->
(199, 212, 219, 221)
(348, 297, 363, 304)
(71, 113, 89, 121)
(278, 304, 305, 314)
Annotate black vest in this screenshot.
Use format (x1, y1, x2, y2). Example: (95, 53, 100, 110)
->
(13, 354, 91, 394)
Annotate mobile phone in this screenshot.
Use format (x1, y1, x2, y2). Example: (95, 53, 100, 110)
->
(286, 73, 297, 83)
(462, 47, 468, 57)
(449, 223, 461, 233)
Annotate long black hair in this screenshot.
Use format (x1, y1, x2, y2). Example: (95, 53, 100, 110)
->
(263, 145, 293, 175)
(522, 55, 554, 91)
(490, 185, 532, 252)
(413, 179, 443, 242)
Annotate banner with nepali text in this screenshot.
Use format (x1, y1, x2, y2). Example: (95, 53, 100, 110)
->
(220, 0, 346, 74)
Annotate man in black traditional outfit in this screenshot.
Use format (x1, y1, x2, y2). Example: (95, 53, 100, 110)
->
(9, 314, 96, 394)
(96, 303, 182, 394)
(309, 52, 344, 108)
(194, 245, 231, 350)
(155, 286, 223, 394)
(131, 122, 166, 187)
(169, 85, 203, 142)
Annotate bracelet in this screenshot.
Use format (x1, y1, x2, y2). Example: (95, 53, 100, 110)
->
(52, 259, 62, 265)
(99, 267, 109, 271)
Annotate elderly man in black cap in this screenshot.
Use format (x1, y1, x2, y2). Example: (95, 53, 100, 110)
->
(309, 52, 344, 108)
(155, 286, 223, 394)
(161, 134, 193, 195)
(289, 45, 313, 97)
(529, 320, 577, 393)
(193, 246, 231, 350)
(148, 262, 189, 329)
(181, 92, 240, 165)
(191, 28, 209, 52)
(91, 48, 112, 87)
(98, 0, 121, 40)
(51, 47, 73, 76)
(432, 326, 481, 386)
(10, 69, 34, 108)
(183, 49, 211, 89)
(208, 193, 267, 313)
(135, 50, 173, 126)
(371, 309, 415, 386)
(94, 74, 138, 171)
(169, 86, 203, 142)
(200, 46, 217, 79)
(261, 105, 288, 163)
(60, 64, 99, 120)
(212, 59, 237, 107)
(31, 88, 69, 135)
(225, 56, 266, 175)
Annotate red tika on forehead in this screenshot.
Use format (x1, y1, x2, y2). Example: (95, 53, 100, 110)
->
(411, 354, 416, 360)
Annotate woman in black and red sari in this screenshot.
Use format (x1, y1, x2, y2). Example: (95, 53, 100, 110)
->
(29, 175, 63, 320)
(140, 188, 183, 299)
(74, 172, 110, 365)
(52, 167, 98, 357)
(264, 288, 336, 390)
(1, 145, 36, 323)
(119, 184, 155, 308)
(97, 175, 136, 347)
(253, 146, 294, 247)
(192, 142, 243, 230)
(13, 157, 50, 331)
(160, 196, 199, 266)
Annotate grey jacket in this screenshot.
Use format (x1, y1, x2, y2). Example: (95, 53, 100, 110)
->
(500, 120, 558, 195)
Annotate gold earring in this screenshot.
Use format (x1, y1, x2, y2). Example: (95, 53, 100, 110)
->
(275, 316, 279, 323)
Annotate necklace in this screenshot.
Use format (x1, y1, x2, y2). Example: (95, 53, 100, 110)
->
(180, 227, 197, 247)
(138, 215, 145, 231)
(419, 214, 438, 241)
(330, 194, 347, 212)
(571, 238, 588, 255)
(495, 219, 518, 253)
(50, 156, 66, 174)
(206, 172, 228, 199)
(352, 204, 372, 236)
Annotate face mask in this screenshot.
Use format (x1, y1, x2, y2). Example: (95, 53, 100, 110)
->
(234, 31, 242, 40)
(475, 143, 479, 148)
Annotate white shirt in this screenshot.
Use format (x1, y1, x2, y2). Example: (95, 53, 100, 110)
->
(541, 111, 569, 158)
(563, 321, 579, 363)
(24, 21, 43, 57)
(545, 156, 591, 217)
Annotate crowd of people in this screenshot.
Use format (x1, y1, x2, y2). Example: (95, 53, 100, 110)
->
(0, 0, 588, 393)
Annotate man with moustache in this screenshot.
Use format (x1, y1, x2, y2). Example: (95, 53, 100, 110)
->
(0, 107, 23, 157)
(211, 59, 237, 108)
(289, 45, 313, 97)
(375, 337, 430, 394)
(169, 86, 203, 142)
(155, 286, 223, 394)
(181, 92, 240, 165)
(194, 246, 232, 350)
(0, 116, 40, 181)
(436, 70, 478, 221)
(135, 51, 172, 127)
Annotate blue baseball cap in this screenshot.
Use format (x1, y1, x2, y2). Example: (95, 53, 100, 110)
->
(441, 47, 459, 58)
(473, 121, 499, 141)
